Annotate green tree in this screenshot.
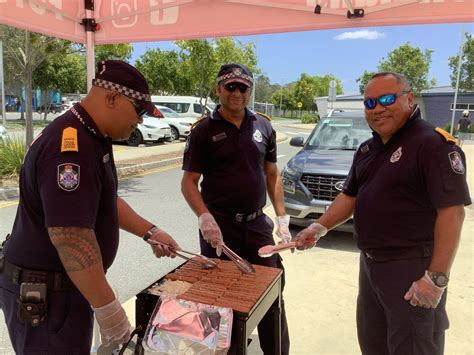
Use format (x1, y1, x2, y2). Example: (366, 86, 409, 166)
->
(174, 38, 258, 104)
(94, 44, 133, 62)
(33, 53, 85, 120)
(356, 71, 376, 94)
(0, 25, 71, 146)
(255, 74, 273, 102)
(449, 33, 474, 91)
(135, 48, 192, 95)
(293, 74, 344, 111)
(356, 43, 435, 94)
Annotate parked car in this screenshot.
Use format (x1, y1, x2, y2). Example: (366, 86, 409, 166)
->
(125, 114, 171, 146)
(151, 96, 215, 118)
(156, 105, 196, 141)
(0, 124, 7, 142)
(36, 103, 65, 114)
(282, 111, 372, 231)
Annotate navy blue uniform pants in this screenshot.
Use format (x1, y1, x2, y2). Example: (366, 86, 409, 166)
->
(357, 253, 448, 355)
(0, 275, 93, 354)
(200, 213, 290, 355)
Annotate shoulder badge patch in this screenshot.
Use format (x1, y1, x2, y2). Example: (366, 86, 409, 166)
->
(448, 151, 465, 175)
(361, 144, 369, 154)
(57, 163, 80, 191)
(435, 127, 456, 144)
(184, 136, 191, 153)
(256, 111, 272, 122)
(61, 127, 78, 152)
(191, 115, 207, 130)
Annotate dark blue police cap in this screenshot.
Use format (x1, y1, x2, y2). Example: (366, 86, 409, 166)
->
(217, 63, 254, 87)
(92, 60, 160, 117)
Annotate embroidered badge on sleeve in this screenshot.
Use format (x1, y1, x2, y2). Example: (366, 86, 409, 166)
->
(448, 151, 465, 175)
(57, 163, 80, 191)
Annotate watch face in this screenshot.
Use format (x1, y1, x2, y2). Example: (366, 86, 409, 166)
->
(435, 275, 449, 287)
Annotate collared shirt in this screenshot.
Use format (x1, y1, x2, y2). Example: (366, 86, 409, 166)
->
(6, 104, 119, 271)
(182, 106, 277, 213)
(343, 106, 471, 253)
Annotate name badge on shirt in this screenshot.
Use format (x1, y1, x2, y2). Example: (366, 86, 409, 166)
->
(212, 132, 227, 142)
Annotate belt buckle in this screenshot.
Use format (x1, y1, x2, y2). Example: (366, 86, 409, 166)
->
(235, 213, 244, 222)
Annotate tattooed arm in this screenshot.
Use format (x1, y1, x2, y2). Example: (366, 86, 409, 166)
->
(48, 227, 115, 307)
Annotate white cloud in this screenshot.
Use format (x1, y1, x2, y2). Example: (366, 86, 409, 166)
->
(334, 30, 386, 41)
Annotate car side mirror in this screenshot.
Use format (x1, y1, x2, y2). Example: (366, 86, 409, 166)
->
(290, 136, 305, 147)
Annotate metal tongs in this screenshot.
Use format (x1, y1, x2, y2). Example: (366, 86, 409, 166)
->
(258, 241, 297, 258)
(221, 243, 255, 274)
(145, 239, 217, 269)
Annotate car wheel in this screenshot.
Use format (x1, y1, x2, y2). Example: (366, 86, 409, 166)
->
(170, 126, 179, 141)
(126, 129, 143, 146)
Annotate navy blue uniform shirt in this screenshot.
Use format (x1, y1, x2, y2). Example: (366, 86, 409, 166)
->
(5, 104, 119, 271)
(343, 107, 471, 253)
(182, 106, 277, 213)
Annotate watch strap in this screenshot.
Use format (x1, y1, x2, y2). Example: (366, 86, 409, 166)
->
(142, 225, 158, 241)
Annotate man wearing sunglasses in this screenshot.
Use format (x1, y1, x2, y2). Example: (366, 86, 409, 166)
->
(294, 72, 470, 354)
(181, 63, 291, 354)
(0, 60, 181, 353)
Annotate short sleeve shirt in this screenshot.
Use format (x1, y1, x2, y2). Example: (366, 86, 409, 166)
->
(458, 117, 471, 132)
(6, 104, 119, 271)
(182, 106, 277, 213)
(343, 107, 471, 252)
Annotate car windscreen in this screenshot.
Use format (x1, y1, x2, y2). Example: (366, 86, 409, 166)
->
(306, 116, 372, 150)
(159, 107, 181, 118)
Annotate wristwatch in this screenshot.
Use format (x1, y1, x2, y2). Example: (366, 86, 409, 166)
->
(142, 225, 159, 241)
(427, 270, 449, 287)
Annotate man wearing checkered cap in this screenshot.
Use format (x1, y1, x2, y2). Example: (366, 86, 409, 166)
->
(182, 63, 291, 354)
(1, 60, 181, 353)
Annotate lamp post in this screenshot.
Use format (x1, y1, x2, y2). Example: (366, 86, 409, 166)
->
(279, 83, 283, 115)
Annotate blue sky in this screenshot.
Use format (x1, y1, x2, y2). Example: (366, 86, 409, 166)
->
(131, 22, 473, 95)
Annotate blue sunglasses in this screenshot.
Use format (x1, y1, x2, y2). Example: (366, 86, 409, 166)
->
(363, 91, 409, 110)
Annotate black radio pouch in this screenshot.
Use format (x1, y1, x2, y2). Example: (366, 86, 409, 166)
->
(17, 300, 47, 326)
(17, 283, 48, 326)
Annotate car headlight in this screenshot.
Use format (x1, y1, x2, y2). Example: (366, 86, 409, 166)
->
(282, 165, 298, 178)
(282, 178, 295, 194)
(179, 122, 192, 127)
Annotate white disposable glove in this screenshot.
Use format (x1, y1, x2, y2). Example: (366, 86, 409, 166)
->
(275, 215, 292, 244)
(145, 226, 181, 258)
(293, 222, 328, 250)
(93, 299, 131, 347)
(198, 212, 223, 256)
(404, 271, 446, 309)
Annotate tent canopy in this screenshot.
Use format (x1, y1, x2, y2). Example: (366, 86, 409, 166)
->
(1, 0, 473, 45)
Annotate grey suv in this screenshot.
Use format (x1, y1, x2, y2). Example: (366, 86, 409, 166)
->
(282, 111, 372, 231)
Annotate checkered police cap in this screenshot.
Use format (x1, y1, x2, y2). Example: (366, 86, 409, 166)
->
(217, 63, 254, 87)
(92, 60, 160, 117)
(92, 78, 151, 101)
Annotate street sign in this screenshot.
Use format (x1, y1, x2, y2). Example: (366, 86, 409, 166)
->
(297, 102, 303, 108)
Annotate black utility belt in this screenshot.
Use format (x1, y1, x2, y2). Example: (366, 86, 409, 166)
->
(363, 244, 433, 262)
(0, 256, 75, 292)
(210, 208, 264, 223)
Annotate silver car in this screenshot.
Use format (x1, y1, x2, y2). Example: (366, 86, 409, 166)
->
(282, 111, 372, 231)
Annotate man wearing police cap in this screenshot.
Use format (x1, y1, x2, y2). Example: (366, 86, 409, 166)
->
(182, 63, 291, 354)
(0, 60, 181, 353)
